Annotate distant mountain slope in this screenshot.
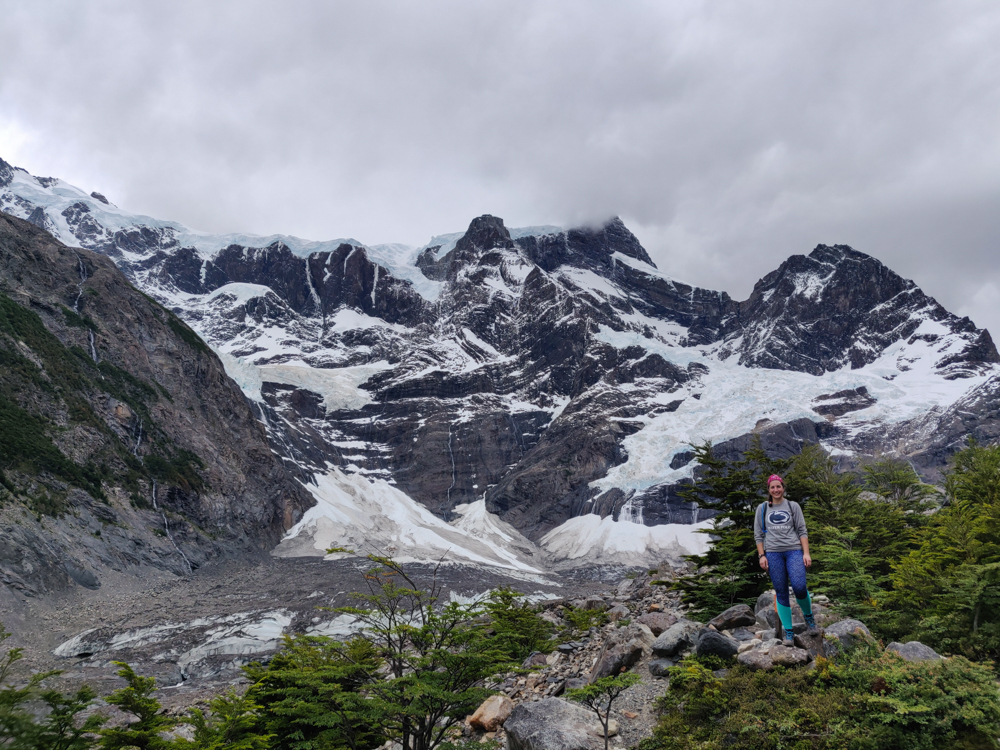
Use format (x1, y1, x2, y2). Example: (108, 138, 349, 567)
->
(3, 157, 998, 565)
(0, 212, 309, 596)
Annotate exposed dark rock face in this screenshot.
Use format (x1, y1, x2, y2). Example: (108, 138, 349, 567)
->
(0, 213, 310, 595)
(3, 156, 999, 551)
(718, 245, 998, 377)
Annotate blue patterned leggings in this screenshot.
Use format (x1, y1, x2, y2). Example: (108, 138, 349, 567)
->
(766, 549, 808, 607)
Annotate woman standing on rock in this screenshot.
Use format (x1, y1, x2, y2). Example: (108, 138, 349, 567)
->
(754, 474, 816, 645)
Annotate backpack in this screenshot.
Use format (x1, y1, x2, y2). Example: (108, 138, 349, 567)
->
(758, 501, 770, 536)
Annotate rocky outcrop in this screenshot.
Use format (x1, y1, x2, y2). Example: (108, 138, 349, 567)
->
(0, 213, 310, 595)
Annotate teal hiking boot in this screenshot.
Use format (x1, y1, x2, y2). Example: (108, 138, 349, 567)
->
(804, 613, 817, 630)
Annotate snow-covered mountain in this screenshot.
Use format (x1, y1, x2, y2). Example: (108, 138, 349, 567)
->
(3, 157, 997, 568)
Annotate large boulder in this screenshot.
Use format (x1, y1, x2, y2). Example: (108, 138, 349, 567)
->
(589, 637, 643, 681)
(635, 612, 677, 635)
(825, 619, 871, 652)
(708, 604, 756, 630)
(468, 694, 514, 732)
(695, 630, 739, 659)
(651, 619, 703, 657)
(504, 698, 604, 750)
(886, 641, 943, 662)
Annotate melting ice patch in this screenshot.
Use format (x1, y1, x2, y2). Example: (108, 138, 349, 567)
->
(276, 469, 546, 575)
(541, 515, 713, 567)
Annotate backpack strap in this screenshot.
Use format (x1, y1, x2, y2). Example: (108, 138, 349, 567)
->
(759, 502, 769, 536)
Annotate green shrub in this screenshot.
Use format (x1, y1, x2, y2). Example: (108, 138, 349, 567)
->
(640, 644, 1000, 750)
(483, 587, 553, 661)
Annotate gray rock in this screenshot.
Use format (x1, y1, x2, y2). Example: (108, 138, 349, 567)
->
(504, 698, 604, 750)
(581, 595, 609, 612)
(886, 641, 943, 662)
(793, 629, 826, 659)
(695, 630, 739, 659)
(635, 612, 677, 636)
(589, 638, 643, 681)
(731, 627, 757, 642)
(648, 658, 676, 677)
(651, 619, 703, 657)
(607, 604, 629, 622)
(825, 619, 871, 651)
(770, 645, 810, 667)
(708, 604, 756, 630)
(564, 678, 589, 691)
(737, 649, 774, 670)
(522, 651, 549, 668)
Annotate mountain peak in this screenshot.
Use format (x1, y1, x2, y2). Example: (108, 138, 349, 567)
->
(457, 214, 513, 251)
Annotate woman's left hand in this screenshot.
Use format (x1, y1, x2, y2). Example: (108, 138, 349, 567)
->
(803, 553, 812, 568)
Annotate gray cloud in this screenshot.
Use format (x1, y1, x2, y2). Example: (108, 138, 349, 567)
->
(2, 0, 999, 334)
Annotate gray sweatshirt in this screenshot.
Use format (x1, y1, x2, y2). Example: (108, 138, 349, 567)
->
(753, 498, 808, 552)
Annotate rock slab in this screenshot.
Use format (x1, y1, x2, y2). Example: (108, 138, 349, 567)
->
(504, 698, 604, 750)
(708, 604, 756, 630)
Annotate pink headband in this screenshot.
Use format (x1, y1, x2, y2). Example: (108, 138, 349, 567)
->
(767, 474, 784, 486)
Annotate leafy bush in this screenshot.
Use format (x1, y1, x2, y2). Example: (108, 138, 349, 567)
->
(483, 587, 553, 661)
(640, 644, 1000, 750)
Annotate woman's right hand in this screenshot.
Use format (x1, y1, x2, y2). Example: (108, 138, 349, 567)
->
(759, 554, 768, 571)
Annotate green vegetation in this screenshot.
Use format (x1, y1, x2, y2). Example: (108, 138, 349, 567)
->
(483, 586, 553, 661)
(0, 291, 207, 515)
(562, 605, 609, 633)
(145, 450, 207, 493)
(0, 392, 105, 500)
(167, 315, 211, 356)
(639, 644, 1000, 750)
(61, 306, 98, 331)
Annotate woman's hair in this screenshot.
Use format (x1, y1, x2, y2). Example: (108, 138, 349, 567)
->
(767, 474, 784, 487)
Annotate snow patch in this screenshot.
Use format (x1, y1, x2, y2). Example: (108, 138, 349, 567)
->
(276, 469, 547, 576)
(541, 515, 713, 566)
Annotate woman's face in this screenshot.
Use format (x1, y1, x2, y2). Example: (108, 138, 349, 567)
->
(768, 480, 784, 501)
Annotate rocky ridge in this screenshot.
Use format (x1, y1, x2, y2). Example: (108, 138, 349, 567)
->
(2, 158, 999, 565)
(0, 212, 310, 600)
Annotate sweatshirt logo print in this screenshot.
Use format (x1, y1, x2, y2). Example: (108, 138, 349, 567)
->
(768, 510, 791, 525)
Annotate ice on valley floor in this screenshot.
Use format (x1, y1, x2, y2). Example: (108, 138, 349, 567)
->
(275, 468, 548, 576)
(540, 514, 713, 568)
(277, 467, 716, 574)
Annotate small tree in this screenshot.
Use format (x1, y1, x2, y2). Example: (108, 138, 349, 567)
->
(335, 555, 512, 750)
(566, 672, 641, 750)
(483, 587, 552, 661)
(179, 688, 272, 750)
(98, 663, 178, 750)
(243, 634, 380, 750)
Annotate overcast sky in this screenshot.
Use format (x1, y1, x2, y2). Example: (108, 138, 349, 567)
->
(2, 1, 999, 336)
